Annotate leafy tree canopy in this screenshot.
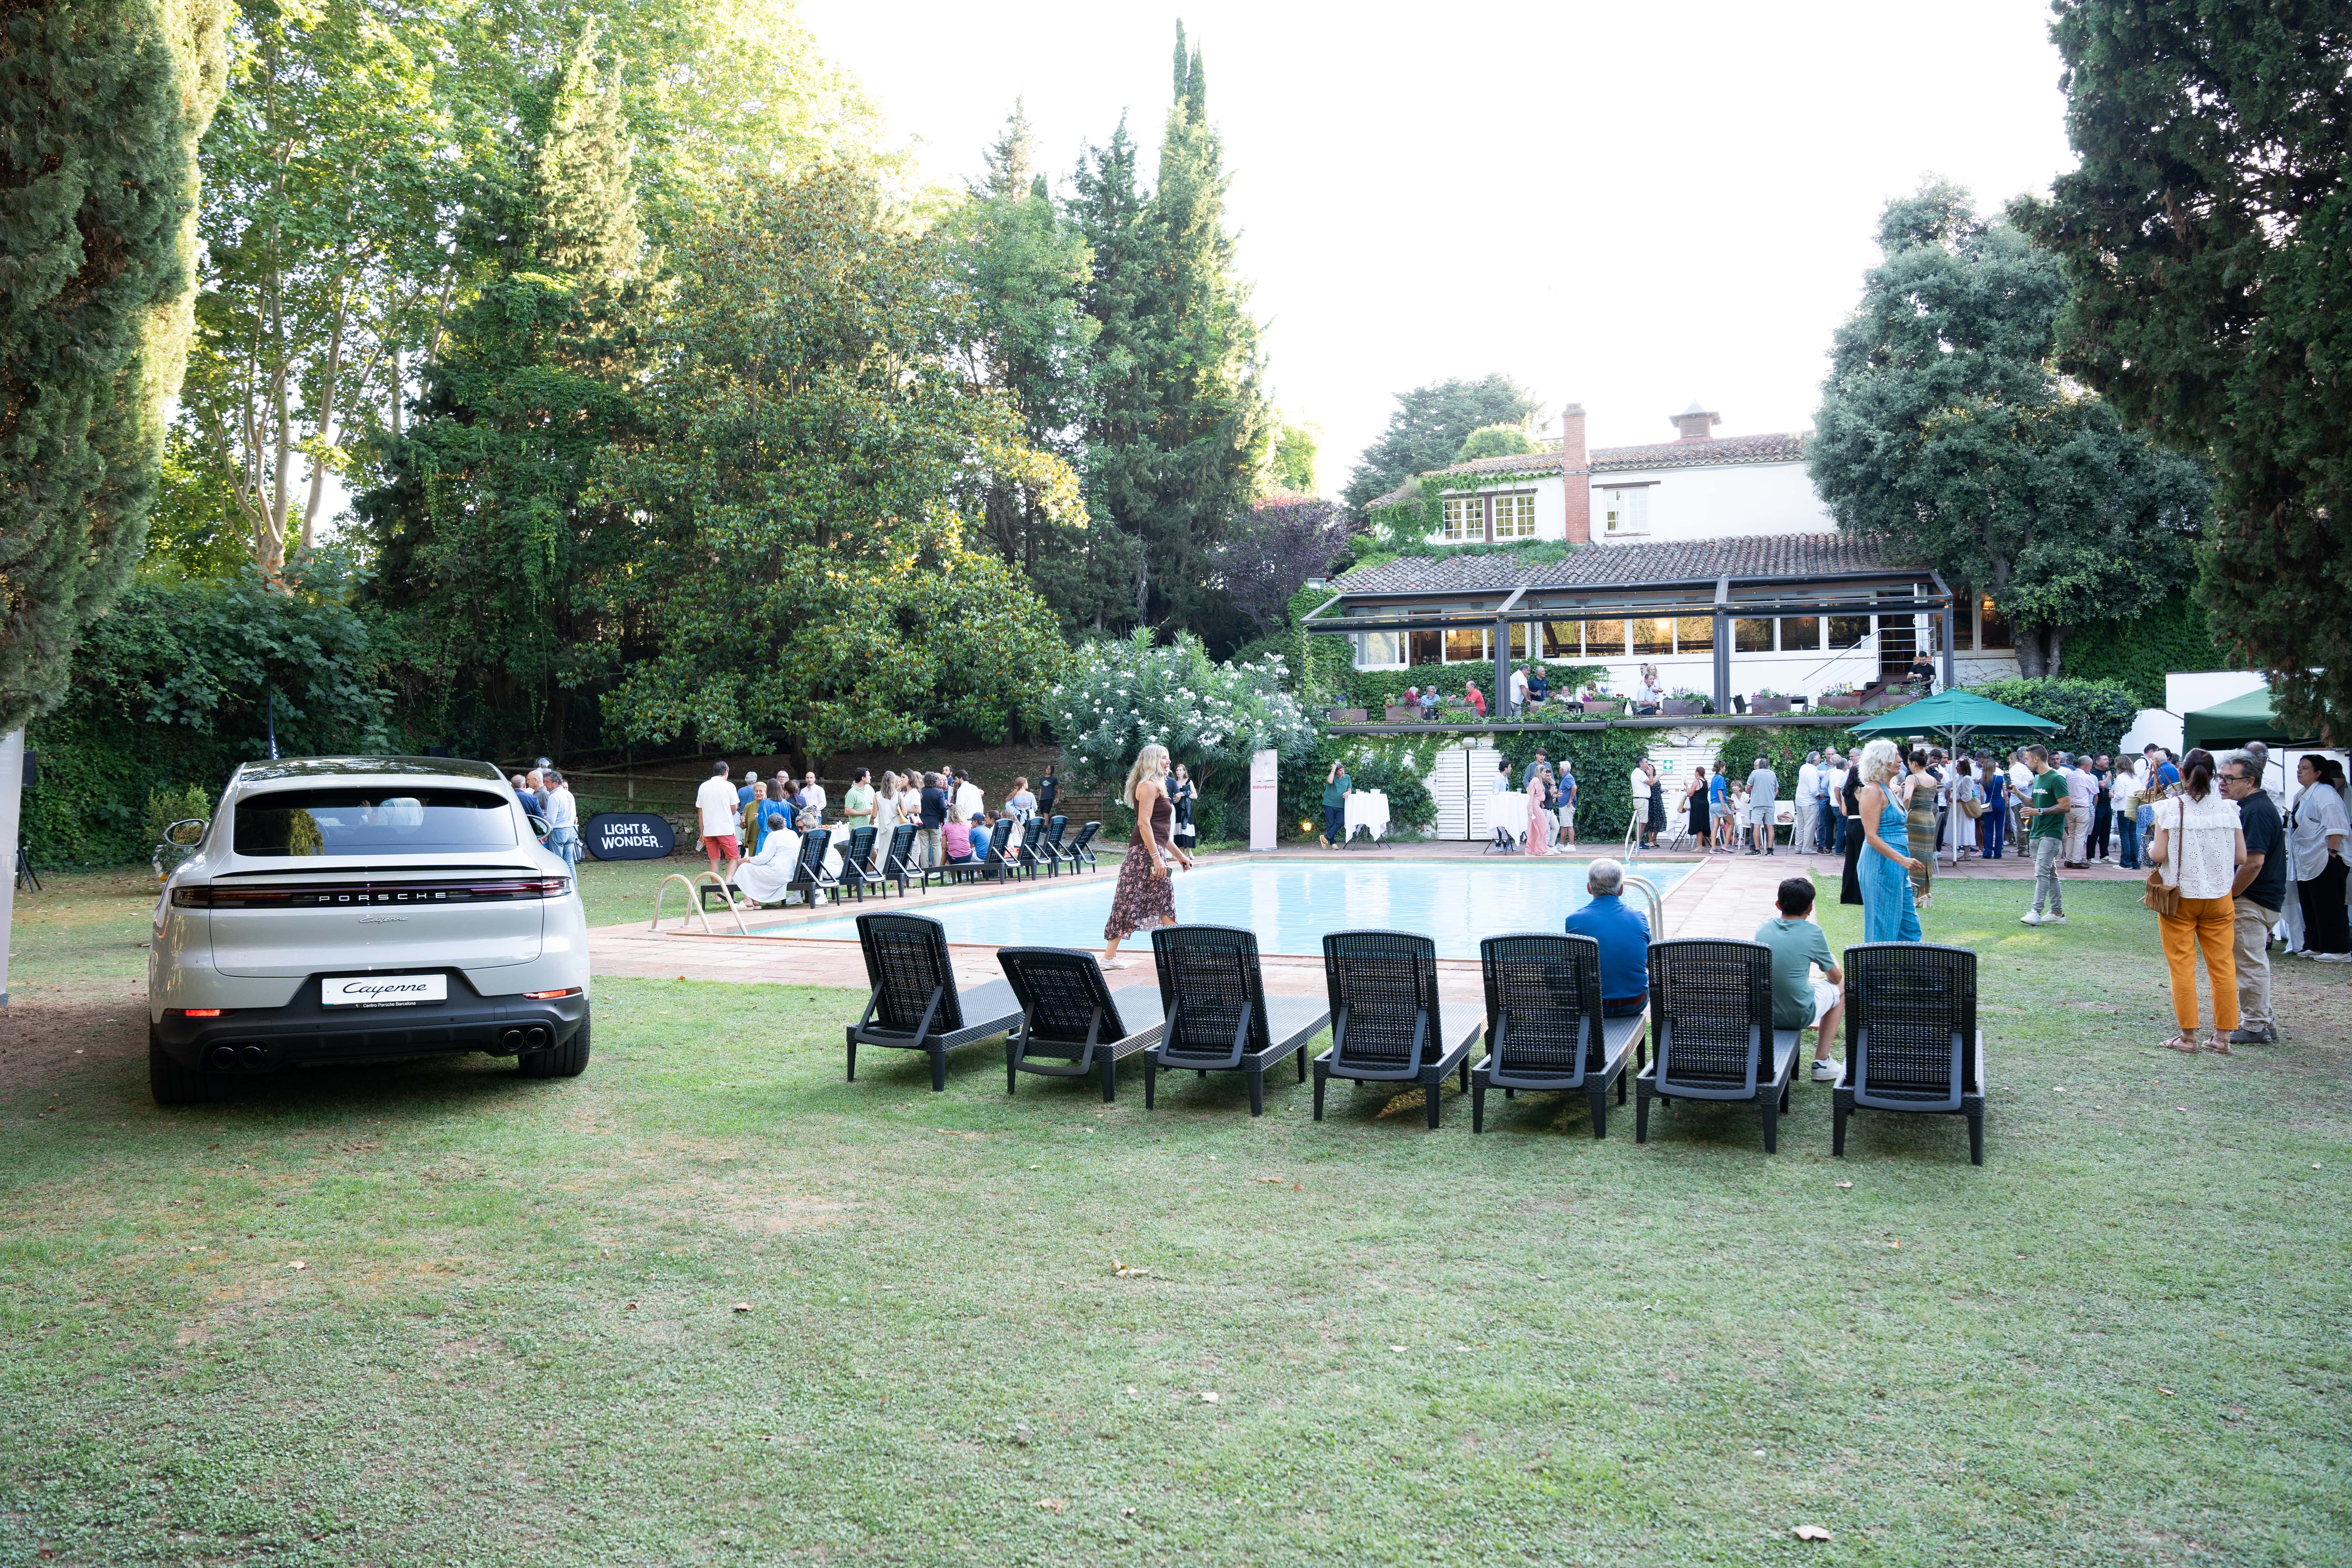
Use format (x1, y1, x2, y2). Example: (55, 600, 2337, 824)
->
(1456, 423, 1535, 462)
(1810, 180, 2210, 677)
(1343, 374, 1541, 518)
(2016, 0, 2352, 740)
(1046, 627, 1316, 799)
(577, 164, 1074, 762)
(1213, 494, 1349, 634)
(0, 0, 228, 732)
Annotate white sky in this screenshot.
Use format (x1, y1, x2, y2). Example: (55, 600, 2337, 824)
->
(799, 0, 2079, 495)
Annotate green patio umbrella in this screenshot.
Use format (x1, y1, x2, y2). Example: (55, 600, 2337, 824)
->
(2180, 687, 2308, 749)
(1846, 687, 2062, 749)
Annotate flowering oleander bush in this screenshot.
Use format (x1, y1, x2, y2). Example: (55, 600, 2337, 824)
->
(1048, 629, 1322, 805)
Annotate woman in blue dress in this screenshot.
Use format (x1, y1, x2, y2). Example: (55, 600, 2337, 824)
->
(1856, 739, 1924, 943)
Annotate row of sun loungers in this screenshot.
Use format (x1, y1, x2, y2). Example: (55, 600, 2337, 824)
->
(843, 913, 1988, 1163)
(740, 818, 1102, 909)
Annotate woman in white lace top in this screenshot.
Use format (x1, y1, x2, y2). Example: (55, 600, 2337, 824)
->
(2145, 747, 2248, 1054)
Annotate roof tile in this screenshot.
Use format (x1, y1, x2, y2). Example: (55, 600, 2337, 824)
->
(1331, 533, 1918, 596)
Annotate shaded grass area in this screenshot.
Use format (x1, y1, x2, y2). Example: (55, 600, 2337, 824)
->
(0, 875, 2347, 1565)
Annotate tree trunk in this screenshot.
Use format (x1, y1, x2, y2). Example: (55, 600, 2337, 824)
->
(2014, 625, 2065, 678)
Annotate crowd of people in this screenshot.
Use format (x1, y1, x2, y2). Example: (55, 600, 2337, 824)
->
(687, 758, 1072, 908)
(508, 761, 579, 864)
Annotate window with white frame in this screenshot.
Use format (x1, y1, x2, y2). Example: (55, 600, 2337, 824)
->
(1352, 630, 1405, 669)
(1440, 495, 1483, 542)
(1601, 486, 1649, 535)
(1491, 492, 1536, 539)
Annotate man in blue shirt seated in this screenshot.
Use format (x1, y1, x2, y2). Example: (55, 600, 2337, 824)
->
(1562, 858, 1650, 1016)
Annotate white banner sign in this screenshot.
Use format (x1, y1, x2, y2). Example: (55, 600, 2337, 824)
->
(1249, 748, 1278, 852)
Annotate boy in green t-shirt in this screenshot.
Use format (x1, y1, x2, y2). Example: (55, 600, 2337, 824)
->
(2016, 742, 2072, 925)
(1753, 877, 1846, 1083)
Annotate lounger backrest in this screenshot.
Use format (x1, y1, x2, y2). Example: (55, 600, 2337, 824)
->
(1040, 815, 1068, 849)
(1479, 932, 1602, 1076)
(1151, 924, 1271, 1060)
(1647, 938, 1771, 1092)
(843, 825, 878, 871)
(1324, 929, 1441, 1070)
(997, 946, 1130, 1044)
(855, 913, 965, 1032)
(1071, 821, 1100, 852)
(882, 823, 918, 870)
(985, 818, 1016, 862)
(1845, 941, 1976, 1108)
(795, 829, 833, 880)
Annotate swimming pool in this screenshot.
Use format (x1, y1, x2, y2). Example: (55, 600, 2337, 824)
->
(770, 859, 1693, 960)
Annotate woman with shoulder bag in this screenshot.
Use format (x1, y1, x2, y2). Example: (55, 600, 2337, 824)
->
(1168, 763, 1198, 853)
(2145, 747, 2249, 1054)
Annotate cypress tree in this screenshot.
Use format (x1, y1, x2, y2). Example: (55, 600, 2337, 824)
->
(0, 0, 228, 730)
(1070, 22, 1268, 646)
(360, 27, 652, 754)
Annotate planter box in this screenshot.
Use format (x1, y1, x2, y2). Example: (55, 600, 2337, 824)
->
(1661, 699, 1705, 716)
(1581, 700, 1623, 716)
(1816, 693, 1862, 712)
(1327, 706, 1368, 723)
(1383, 706, 1421, 723)
(1750, 698, 1794, 715)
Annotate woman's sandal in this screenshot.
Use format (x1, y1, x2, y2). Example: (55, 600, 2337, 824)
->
(2162, 1035, 2201, 1054)
(2202, 1036, 2234, 1055)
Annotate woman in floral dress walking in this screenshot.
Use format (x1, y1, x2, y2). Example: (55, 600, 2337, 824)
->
(1102, 744, 1190, 969)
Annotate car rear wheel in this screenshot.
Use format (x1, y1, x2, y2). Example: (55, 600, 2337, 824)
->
(517, 1010, 591, 1079)
(149, 1027, 222, 1106)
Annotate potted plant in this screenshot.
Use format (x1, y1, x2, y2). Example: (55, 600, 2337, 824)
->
(1327, 705, 1369, 723)
(1749, 687, 1794, 716)
(1661, 688, 1711, 717)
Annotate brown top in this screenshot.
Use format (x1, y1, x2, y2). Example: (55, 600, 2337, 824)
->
(1130, 786, 1175, 855)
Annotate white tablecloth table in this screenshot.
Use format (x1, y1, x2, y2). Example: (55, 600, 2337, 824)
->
(1487, 790, 1530, 844)
(1344, 790, 1391, 843)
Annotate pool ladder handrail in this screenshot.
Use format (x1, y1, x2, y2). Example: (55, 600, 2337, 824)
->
(651, 871, 750, 936)
(1622, 874, 1665, 936)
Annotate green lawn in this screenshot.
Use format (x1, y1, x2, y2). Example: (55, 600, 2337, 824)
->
(2, 870, 2347, 1565)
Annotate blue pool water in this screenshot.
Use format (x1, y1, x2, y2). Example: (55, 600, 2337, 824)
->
(770, 859, 1692, 960)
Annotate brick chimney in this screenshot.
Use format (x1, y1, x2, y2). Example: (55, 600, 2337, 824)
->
(1561, 403, 1590, 545)
(1671, 400, 1720, 440)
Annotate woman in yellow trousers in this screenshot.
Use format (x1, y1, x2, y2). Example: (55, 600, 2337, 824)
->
(2145, 748, 2249, 1054)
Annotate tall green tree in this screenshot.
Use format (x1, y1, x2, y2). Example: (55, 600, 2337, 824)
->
(357, 27, 653, 757)
(1341, 374, 1541, 518)
(2016, 0, 2352, 738)
(0, 0, 228, 731)
(183, 0, 884, 575)
(1810, 181, 2210, 677)
(578, 164, 1074, 762)
(950, 103, 1125, 631)
(1071, 24, 1270, 646)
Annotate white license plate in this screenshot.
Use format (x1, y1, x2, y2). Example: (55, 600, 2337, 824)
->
(321, 974, 447, 1008)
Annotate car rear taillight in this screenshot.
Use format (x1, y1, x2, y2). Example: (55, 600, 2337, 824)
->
(523, 988, 582, 1000)
(179, 1008, 226, 1018)
(176, 877, 570, 908)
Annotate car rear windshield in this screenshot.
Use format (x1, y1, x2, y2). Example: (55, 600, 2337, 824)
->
(231, 789, 517, 856)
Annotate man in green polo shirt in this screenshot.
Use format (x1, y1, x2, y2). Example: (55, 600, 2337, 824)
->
(2018, 742, 2071, 926)
(1754, 877, 1845, 1083)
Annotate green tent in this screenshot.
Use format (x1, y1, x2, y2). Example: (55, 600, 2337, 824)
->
(1847, 687, 2062, 747)
(2180, 687, 2307, 749)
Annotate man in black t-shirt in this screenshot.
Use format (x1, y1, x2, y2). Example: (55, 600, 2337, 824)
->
(917, 772, 950, 870)
(1037, 767, 1058, 820)
(2221, 752, 2286, 1045)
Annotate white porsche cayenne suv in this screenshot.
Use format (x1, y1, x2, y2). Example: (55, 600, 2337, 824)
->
(148, 756, 592, 1105)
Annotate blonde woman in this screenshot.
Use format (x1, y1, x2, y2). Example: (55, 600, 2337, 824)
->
(1858, 739, 1925, 943)
(1102, 744, 1189, 968)
(873, 772, 903, 835)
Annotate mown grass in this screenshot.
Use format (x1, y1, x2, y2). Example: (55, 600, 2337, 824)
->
(0, 871, 2346, 1566)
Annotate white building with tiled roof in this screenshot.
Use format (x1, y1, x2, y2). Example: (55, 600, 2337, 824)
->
(1344, 400, 2024, 699)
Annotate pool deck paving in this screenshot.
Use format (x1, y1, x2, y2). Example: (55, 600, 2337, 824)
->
(587, 838, 2139, 1003)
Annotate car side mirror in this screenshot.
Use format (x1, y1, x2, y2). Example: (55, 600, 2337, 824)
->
(164, 818, 208, 846)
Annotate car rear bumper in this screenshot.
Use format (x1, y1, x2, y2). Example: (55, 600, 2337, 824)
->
(152, 970, 588, 1072)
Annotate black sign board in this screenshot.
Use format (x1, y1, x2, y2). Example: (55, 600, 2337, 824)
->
(584, 812, 675, 861)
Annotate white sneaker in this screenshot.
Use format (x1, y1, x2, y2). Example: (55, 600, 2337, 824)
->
(2020, 911, 2043, 926)
(1811, 1059, 1844, 1083)
(2316, 951, 2352, 964)
(2045, 913, 2067, 925)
